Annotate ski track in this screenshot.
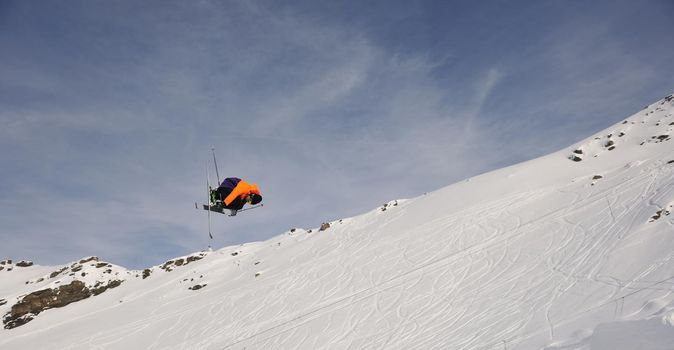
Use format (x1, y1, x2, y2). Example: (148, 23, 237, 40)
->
(134, 167, 666, 348)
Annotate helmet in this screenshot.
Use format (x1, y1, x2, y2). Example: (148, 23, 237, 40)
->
(250, 193, 262, 205)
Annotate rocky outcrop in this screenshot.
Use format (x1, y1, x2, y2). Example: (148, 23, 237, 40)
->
(15, 261, 33, 267)
(79, 256, 99, 264)
(4, 280, 91, 329)
(3, 279, 123, 329)
(160, 253, 207, 272)
(49, 267, 68, 278)
(91, 280, 123, 296)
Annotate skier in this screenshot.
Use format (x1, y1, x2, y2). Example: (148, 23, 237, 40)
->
(211, 177, 262, 215)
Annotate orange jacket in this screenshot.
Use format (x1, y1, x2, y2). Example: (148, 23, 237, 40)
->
(224, 180, 260, 206)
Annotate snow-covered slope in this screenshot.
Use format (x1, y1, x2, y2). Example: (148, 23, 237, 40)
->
(1, 94, 674, 349)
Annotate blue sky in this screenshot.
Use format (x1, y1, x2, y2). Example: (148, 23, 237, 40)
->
(1, 0, 672, 269)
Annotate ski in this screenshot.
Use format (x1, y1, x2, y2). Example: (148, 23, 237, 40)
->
(199, 203, 263, 216)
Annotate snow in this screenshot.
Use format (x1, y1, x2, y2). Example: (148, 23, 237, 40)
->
(1, 94, 674, 349)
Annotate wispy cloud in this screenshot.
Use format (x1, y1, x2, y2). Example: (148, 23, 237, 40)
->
(1, 0, 672, 268)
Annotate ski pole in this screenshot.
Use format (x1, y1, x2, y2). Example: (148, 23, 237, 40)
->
(211, 147, 221, 186)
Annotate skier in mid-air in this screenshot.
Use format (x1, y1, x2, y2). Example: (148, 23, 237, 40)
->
(210, 177, 262, 215)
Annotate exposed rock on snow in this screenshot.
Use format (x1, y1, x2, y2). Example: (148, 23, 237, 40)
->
(649, 206, 672, 222)
(15, 261, 33, 268)
(79, 256, 99, 264)
(3, 279, 123, 329)
(188, 284, 207, 291)
(378, 200, 400, 212)
(49, 266, 67, 278)
(160, 252, 207, 272)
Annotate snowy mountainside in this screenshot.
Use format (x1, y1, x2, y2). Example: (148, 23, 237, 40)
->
(1, 94, 674, 349)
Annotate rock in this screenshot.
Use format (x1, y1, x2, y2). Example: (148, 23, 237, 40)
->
(50, 267, 67, 278)
(3, 280, 92, 329)
(650, 209, 671, 222)
(95, 262, 109, 268)
(15, 261, 33, 267)
(0, 299, 6, 306)
(3, 314, 33, 329)
(2, 279, 124, 329)
(592, 175, 603, 180)
(185, 255, 204, 264)
(91, 280, 123, 296)
(188, 284, 207, 291)
(573, 149, 583, 155)
(319, 222, 331, 231)
(161, 260, 174, 270)
(142, 269, 152, 279)
(161, 254, 205, 271)
(79, 257, 99, 264)
(570, 155, 582, 162)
